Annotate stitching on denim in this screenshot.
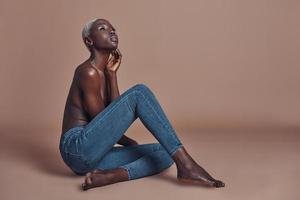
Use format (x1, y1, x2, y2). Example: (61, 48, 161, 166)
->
(119, 166, 131, 180)
(135, 89, 173, 133)
(84, 92, 136, 137)
(62, 127, 85, 142)
(62, 132, 82, 156)
(125, 96, 134, 113)
(65, 151, 82, 157)
(170, 144, 183, 156)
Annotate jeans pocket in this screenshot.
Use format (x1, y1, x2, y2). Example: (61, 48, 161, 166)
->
(64, 152, 90, 175)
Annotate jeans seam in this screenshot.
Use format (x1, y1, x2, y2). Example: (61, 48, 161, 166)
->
(125, 96, 134, 113)
(61, 133, 82, 156)
(136, 88, 183, 156)
(65, 151, 82, 157)
(135, 89, 172, 132)
(84, 92, 136, 137)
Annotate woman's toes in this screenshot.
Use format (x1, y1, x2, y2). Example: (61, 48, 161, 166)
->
(81, 183, 88, 190)
(213, 180, 225, 188)
(81, 176, 93, 191)
(84, 174, 92, 185)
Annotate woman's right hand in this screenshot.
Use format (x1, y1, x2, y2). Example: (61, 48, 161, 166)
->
(105, 49, 122, 73)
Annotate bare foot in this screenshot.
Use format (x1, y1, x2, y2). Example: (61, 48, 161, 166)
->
(81, 168, 129, 191)
(172, 147, 225, 188)
(177, 164, 225, 188)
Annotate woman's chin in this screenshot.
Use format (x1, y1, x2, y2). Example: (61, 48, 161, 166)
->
(112, 44, 118, 50)
(110, 41, 118, 49)
(101, 44, 118, 52)
(113, 45, 118, 50)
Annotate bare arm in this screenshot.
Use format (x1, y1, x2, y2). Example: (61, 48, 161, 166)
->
(78, 68, 105, 121)
(106, 71, 119, 101)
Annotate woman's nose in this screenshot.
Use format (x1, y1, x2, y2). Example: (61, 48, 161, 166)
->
(110, 29, 116, 35)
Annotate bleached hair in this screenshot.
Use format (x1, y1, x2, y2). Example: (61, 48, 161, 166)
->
(82, 18, 99, 44)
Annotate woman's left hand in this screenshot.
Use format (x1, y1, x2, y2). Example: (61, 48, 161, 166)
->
(105, 48, 122, 73)
(124, 138, 138, 146)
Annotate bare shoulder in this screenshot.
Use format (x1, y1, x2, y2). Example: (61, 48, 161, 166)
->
(76, 61, 98, 75)
(74, 62, 101, 89)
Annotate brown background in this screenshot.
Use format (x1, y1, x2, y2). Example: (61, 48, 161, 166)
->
(1, 0, 299, 200)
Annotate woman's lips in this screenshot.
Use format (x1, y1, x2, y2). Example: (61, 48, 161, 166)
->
(110, 36, 118, 42)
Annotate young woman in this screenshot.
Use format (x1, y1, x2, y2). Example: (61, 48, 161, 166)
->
(59, 18, 225, 190)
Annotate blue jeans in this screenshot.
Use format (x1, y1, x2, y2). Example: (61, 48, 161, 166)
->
(59, 83, 183, 180)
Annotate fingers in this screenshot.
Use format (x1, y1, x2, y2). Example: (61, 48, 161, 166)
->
(106, 49, 122, 71)
(107, 53, 116, 65)
(112, 51, 118, 60)
(108, 53, 114, 61)
(113, 50, 119, 60)
(116, 48, 122, 58)
(109, 49, 122, 61)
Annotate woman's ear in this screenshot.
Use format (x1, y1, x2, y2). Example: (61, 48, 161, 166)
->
(85, 37, 93, 46)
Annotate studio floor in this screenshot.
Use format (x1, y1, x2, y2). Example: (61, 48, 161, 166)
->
(1, 123, 299, 200)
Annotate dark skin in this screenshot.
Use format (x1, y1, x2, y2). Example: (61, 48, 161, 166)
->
(61, 19, 137, 147)
(61, 18, 225, 190)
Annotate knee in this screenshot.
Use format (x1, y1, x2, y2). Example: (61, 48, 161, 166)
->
(132, 83, 151, 93)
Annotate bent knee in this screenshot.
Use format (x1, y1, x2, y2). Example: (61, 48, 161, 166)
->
(132, 83, 151, 92)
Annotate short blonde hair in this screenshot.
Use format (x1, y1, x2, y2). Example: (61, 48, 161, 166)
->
(82, 18, 99, 51)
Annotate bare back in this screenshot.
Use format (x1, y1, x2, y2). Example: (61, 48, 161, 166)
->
(61, 60, 110, 135)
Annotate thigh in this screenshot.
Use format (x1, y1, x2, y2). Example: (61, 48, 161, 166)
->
(78, 87, 138, 164)
(93, 143, 163, 170)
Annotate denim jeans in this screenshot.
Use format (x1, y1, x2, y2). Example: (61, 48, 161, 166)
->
(59, 83, 183, 180)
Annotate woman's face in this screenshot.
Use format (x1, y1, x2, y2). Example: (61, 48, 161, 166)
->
(89, 19, 118, 51)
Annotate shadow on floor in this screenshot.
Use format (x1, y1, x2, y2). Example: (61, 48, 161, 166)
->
(151, 168, 217, 188)
(0, 125, 77, 178)
(3, 123, 299, 184)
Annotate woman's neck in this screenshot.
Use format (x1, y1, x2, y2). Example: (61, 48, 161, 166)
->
(89, 49, 111, 72)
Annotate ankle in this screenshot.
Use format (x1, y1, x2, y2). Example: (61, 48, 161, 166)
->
(116, 168, 130, 181)
(172, 146, 195, 169)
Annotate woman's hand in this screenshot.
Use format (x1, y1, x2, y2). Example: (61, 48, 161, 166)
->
(117, 135, 139, 146)
(123, 138, 138, 147)
(105, 48, 122, 74)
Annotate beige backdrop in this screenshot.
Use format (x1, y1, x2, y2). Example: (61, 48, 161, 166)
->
(1, 1, 300, 200)
(1, 0, 299, 130)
